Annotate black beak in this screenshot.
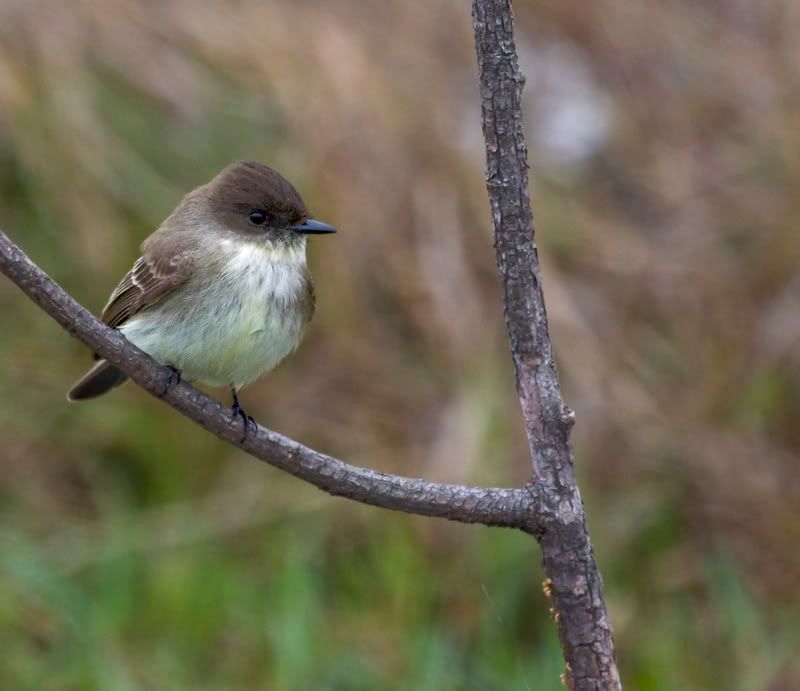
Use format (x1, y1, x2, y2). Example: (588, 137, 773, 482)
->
(289, 218, 336, 234)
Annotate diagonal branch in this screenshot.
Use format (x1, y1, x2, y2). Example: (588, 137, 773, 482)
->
(472, 0, 620, 688)
(0, 229, 535, 530)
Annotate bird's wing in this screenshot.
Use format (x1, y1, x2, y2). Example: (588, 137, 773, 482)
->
(101, 250, 194, 328)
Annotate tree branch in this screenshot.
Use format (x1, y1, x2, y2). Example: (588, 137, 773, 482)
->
(0, 229, 535, 529)
(2, 3, 620, 683)
(472, 1, 620, 687)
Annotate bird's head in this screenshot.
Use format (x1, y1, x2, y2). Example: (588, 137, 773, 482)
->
(207, 160, 336, 248)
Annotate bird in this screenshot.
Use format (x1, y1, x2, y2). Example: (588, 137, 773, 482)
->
(68, 160, 335, 434)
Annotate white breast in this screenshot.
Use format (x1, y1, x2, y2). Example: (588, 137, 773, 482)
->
(122, 239, 309, 389)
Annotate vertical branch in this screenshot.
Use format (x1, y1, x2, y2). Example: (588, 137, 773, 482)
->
(471, 1, 621, 688)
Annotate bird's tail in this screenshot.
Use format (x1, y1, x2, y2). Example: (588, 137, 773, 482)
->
(67, 359, 128, 401)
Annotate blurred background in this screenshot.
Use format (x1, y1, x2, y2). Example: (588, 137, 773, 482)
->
(1, 1, 798, 689)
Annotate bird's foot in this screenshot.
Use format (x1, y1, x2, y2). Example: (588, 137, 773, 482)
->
(231, 388, 256, 443)
(161, 366, 182, 396)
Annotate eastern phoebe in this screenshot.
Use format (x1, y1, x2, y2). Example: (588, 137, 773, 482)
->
(68, 160, 335, 428)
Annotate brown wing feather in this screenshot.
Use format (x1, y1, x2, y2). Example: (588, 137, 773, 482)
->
(101, 252, 193, 328)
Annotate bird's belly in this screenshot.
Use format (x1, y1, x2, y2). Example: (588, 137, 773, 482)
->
(121, 262, 307, 388)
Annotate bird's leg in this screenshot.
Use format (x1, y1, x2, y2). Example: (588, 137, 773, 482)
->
(160, 365, 182, 396)
(230, 387, 256, 442)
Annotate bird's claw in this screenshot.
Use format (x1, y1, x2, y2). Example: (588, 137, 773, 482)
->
(161, 366, 182, 396)
(231, 390, 256, 442)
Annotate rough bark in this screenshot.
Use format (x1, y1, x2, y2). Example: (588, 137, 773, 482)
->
(472, 0, 621, 687)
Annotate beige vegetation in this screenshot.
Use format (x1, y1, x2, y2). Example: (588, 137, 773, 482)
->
(1, 1, 798, 688)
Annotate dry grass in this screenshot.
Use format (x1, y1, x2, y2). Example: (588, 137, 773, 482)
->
(1, 1, 798, 688)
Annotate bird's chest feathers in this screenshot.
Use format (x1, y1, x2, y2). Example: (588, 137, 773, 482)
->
(185, 241, 309, 383)
(217, 242, 307, 335)
(122, 240, 311, 387)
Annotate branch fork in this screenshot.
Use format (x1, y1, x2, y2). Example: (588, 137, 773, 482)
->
(0, 1, 620, 686)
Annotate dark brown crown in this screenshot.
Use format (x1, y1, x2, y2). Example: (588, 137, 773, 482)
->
(207, 160, 307, 226)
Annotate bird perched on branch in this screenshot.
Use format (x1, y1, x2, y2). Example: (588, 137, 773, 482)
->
(68, 160, 335, 434)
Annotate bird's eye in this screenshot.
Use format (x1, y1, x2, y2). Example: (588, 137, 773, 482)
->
(249, 210, 268, 225)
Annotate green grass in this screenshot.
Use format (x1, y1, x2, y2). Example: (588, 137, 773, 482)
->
(2, 493, 797, 690)
(0, 506, 560, 690)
